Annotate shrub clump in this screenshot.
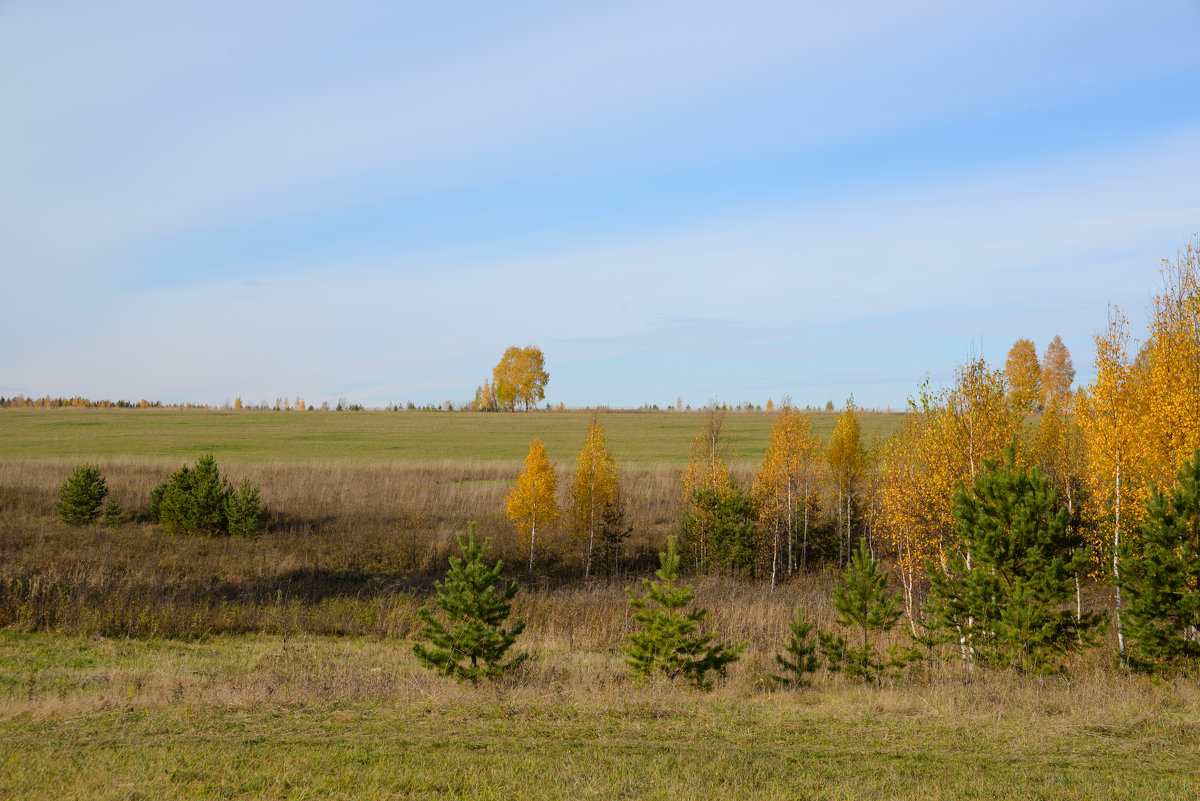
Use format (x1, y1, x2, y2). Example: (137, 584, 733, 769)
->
(55, 465, 108, 526)
(150, 454, 262, 537)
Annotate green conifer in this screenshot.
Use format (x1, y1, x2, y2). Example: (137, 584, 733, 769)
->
(103, 498, 123, 530)
(156, 455, 229, 536)
(225, 479, 262, 538)
(771, 606, 820, 687)
(927, 444, 1101, 672)
(681, 485, 757, 576)
(55, 465, 108, 526)
(625, 536, 744, 690)
(819, 538, 910, 682)
(1121, 449, 1200, 673)
(412, 523, 526, 681)
(151, 455, 264, 537)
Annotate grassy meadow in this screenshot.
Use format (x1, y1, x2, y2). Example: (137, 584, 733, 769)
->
(3, 630, 1200, 800)
(0, 406, 905, 465)
(1, 407, 1195, 799)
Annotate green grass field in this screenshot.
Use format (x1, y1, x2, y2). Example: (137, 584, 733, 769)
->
(3, 631, 1197, 800)
(0, 408, 905, 466)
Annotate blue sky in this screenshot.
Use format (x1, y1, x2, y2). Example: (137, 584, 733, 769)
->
(3, 1, 1198, 409)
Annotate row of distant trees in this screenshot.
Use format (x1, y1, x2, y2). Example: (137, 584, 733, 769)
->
(0, 395, 166, 409)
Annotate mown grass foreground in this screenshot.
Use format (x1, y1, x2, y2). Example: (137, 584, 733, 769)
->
(3, 631, 1199, 800)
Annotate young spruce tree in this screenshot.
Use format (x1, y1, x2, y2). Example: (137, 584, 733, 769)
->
(1120, 449, 1200, 673)
(626, 536, 744, 690)
(413, 523, 527, 682)
(55, 465, 108, 527)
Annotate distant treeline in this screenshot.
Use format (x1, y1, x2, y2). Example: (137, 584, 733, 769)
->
(0, 395, 165, 409)
(0, 394, 887, 414)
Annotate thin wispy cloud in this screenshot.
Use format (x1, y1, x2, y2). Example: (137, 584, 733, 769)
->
(2, 1, 1197, 407)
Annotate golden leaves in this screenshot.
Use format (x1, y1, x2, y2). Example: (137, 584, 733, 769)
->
(506, 438, 561, 573)
(1040, 335, 1075, 409)
(568, 416, 621, 552)
(493, 346, 550, 411)
(1005, 337, 1042, 413)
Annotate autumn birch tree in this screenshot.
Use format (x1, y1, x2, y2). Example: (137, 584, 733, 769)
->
(1079, 309, 1145, 661)
(874, 407, 959, 626)
(827, 397, 864, 567)
(568, 416, 621, 578)
(1004, 338, 1041, 412)
(506, 438, 561, 576)
(492, 346, 550, 411)
(943, 358, 1020, 492)
(1040, 335, 1076, 409)
(752, 400, 820, 584)
(874, 360, 1019, 632)
(1140, 239, 1200, 487)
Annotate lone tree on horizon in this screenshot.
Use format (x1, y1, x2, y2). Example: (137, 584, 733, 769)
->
(491, 345, 549, 411)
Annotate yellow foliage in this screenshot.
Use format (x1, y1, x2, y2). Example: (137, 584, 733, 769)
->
(506, 438, 560, 574)
(826, 397, 864, 563)
(752, 400, 820, 580)
(875, 358, 1020, 594)
(1079, 241, 1200, 577)
(1034, 392, 1085, 517)
(681, 407, 731, 499)
(827, 397, 863, 495)
(1141, 239, 1200, 484)
(1078, 309, 1151, 567)
(493, 346, 549, 411)
(874, 408, 958, 579)
(1004, 337, 1041, 412)
(1040, 335, 1076, 408)
(568, 417, 620, 576)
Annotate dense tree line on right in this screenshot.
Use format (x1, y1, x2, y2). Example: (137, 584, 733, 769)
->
(675, 235, 1200, 675)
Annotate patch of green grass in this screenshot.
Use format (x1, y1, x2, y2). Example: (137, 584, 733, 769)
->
(0, 408, 905, 466)
(2, 632, 1198, 800)
(5, 688, 1197, 800)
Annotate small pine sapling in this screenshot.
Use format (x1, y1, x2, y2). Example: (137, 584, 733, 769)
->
(225, 479, 263, 538)
(771, 606, 820, 687)
(597, 495, 632, 578)
(55, 465, 108, 526)
(819, 538, 914, 682)
(103, 498, 123, 530)
(413, 523, 527, 681)
(625, 536, 744, 690)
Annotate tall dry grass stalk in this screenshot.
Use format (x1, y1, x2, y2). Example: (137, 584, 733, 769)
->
(0, 455, 1118, 683)
(1, 457, 703, 639)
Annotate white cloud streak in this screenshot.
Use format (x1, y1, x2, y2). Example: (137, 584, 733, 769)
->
(1, 0, 1196, 406)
